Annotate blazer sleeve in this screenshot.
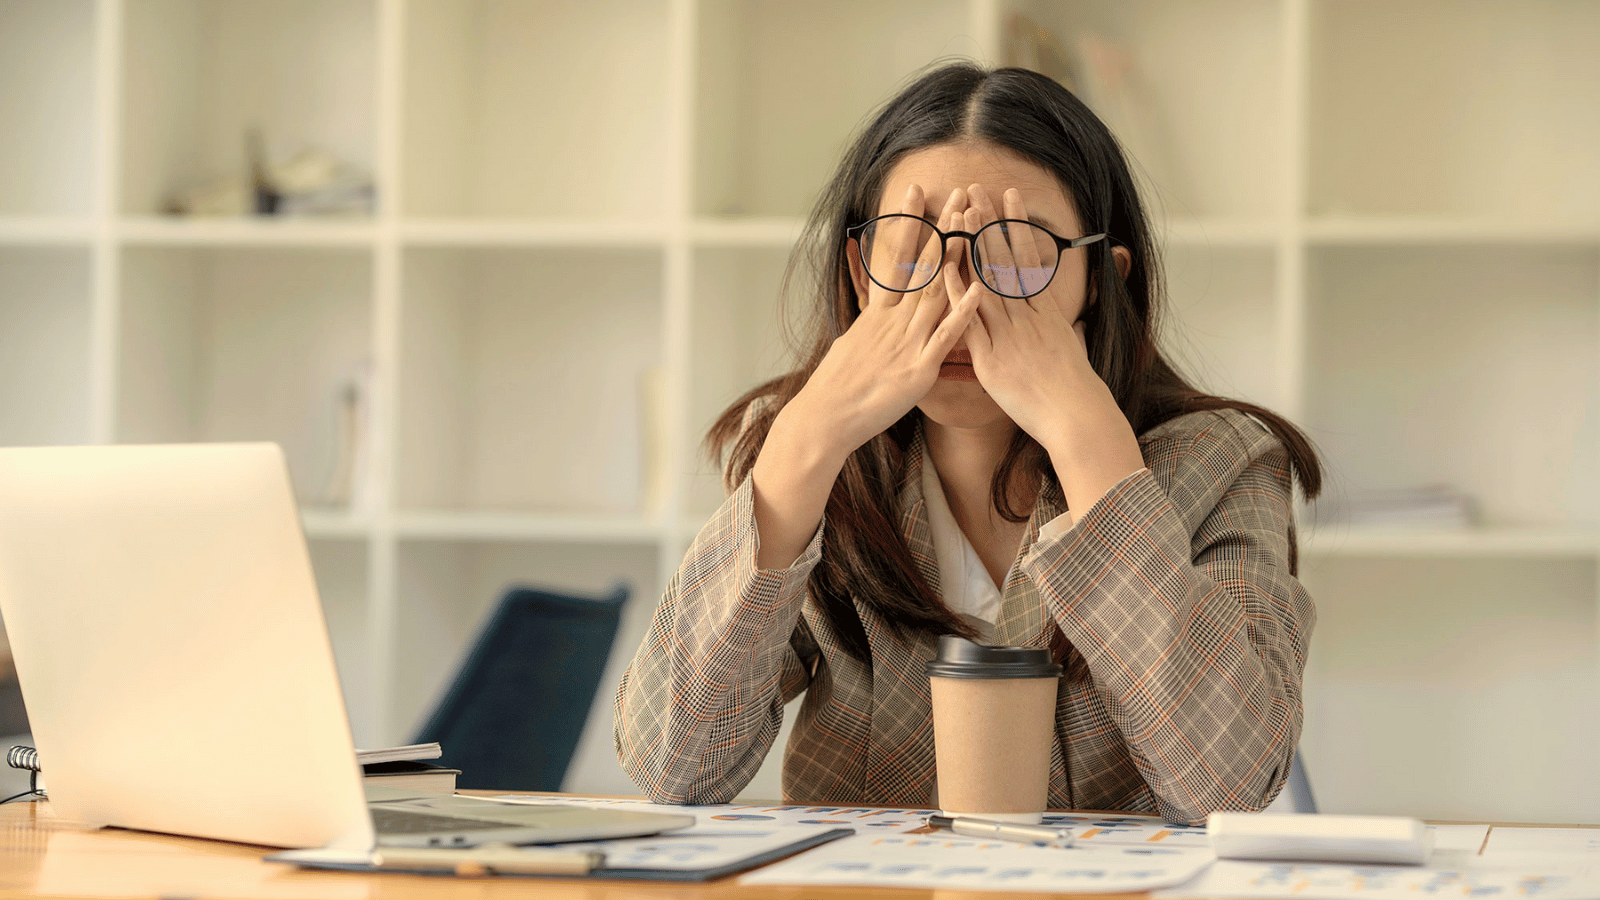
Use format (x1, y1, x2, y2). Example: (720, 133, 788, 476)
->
(613, 472, 824, 804)
(1022, 411, 1313, 824)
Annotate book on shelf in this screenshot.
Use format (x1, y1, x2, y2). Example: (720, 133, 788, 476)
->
(361, 759, 460, 793)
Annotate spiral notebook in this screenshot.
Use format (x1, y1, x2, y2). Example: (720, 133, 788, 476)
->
(0, 443, 692, 851)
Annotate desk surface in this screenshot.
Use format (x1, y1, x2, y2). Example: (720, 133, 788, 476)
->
(1, 798, 1594, 900)
(0, 797, 1131, 900)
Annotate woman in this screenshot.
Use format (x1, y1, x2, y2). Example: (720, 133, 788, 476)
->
(614, 63, 1320, 825)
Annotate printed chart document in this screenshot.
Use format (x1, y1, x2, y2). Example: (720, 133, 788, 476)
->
(1158, 825, 1600, 900)
(1039, 812, 1211, 847)
(500, 799, 1212, 891)
(741, 832, 1214, 892)
(1154, 859, 1600, 900)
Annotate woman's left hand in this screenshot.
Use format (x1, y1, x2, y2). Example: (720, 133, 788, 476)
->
(954, 184, 1146, 519)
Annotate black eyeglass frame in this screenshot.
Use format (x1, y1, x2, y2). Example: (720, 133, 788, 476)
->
(845, 213, 1110, 299)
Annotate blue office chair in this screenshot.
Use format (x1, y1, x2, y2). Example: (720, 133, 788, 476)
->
(1269, 748, 1319, 814)
(1286, 749, 1318, 813)
(413, 582, 629, 792)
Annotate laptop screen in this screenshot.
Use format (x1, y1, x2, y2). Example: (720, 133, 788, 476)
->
(0, 444, 374, 850)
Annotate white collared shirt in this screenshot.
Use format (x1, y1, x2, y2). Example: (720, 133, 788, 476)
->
(922, 455, 1078, 643)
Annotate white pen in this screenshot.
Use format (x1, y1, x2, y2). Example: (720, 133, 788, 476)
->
(927, 814, 1076, 848)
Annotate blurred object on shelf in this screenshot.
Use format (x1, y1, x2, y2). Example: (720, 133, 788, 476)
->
(313, 363, 373, 511)
(274, 148, 376, 217)
(166, 128, 375, 218)
(247, 127, 280, 215)
(170, 176, 250, 217)
(1003, 14, 1186, 210)
(1314, 484, 1480, 531)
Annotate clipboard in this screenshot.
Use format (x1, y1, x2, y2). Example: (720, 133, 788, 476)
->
(269, 826, 854, 881)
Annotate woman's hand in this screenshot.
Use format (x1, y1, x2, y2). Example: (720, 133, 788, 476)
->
(748, 184, 980, 569)
(782, 183, 981, 460)
(956, 184, 1144, 521)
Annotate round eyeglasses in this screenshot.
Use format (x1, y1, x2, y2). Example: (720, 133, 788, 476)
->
(846, 214, 1109, 299)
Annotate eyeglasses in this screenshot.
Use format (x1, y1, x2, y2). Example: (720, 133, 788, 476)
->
(846, 213, 1108, 299)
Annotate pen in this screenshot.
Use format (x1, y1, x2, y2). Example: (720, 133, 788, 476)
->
(370, 843, 605, 876)
(927, 814, 1076, 848)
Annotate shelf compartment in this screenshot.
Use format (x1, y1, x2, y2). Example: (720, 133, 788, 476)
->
(1308, 0, 1600, 219)
(685, 247, 800, 519)
(1159, 245, 1281, 410)
(401, 0, 670, 219)
(1304, 245, 1600, 530)
(1005, 0, 1285, 220)
(120, 0, 377, 218)
(0, 248, 94, 447)
(0, 1, 96, 216)
(392, 538, 659, 792)
(397, 247, 664, 515)
(695, 0, 973, 218)
(115, 246, 375, 506)
(1300, 556, 1599, 823)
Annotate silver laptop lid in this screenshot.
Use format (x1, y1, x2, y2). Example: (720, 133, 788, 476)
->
(0, 443, 374, 851)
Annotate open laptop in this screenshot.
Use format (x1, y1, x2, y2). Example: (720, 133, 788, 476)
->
(0, 443, 691, 852)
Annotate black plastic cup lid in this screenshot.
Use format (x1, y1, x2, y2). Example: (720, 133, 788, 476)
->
(925, 635, 1062, 680)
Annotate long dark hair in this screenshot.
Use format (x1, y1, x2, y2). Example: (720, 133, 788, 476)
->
(708, 62, 1321, 662)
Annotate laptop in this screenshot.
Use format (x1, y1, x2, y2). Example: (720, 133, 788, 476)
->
(0, 442, 692, 852)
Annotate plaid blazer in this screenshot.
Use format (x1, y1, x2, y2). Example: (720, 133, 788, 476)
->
(614, 408, 1313, 824)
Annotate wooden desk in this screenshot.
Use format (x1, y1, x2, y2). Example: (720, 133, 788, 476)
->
(0, 798, 1145, 900)
(3, 798, 1594, 900)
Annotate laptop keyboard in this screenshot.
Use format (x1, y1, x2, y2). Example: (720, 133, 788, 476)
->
(370, 807, 530, 835)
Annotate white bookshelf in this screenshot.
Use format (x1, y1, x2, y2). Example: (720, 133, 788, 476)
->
(1, 0, 1596, 822)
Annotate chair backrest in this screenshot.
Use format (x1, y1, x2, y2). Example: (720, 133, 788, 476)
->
(1286, 748, 1319, 813)
(1262, 748, 1319, 814)
(414, 583, 629, 792)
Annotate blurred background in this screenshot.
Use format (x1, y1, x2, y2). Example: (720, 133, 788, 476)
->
(0, 0, 1596, 823)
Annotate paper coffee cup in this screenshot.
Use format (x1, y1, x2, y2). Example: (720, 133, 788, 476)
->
(926, 635, 1062, 823)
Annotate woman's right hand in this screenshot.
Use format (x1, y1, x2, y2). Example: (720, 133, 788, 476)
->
(783, 184, 981, 458)
(747, 185, 980, 570)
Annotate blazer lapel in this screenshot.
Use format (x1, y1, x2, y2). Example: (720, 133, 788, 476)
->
(851, 425, 940, 805)
(991, 480, 1069, 649)
(899, 424, 941, 598)
(990, 479, 1074, 807)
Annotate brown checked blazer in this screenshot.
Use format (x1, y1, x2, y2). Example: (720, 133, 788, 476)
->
(614, 408, 1313, 824)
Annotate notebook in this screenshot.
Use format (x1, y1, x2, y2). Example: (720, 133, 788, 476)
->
(0, 443, 692, 852)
